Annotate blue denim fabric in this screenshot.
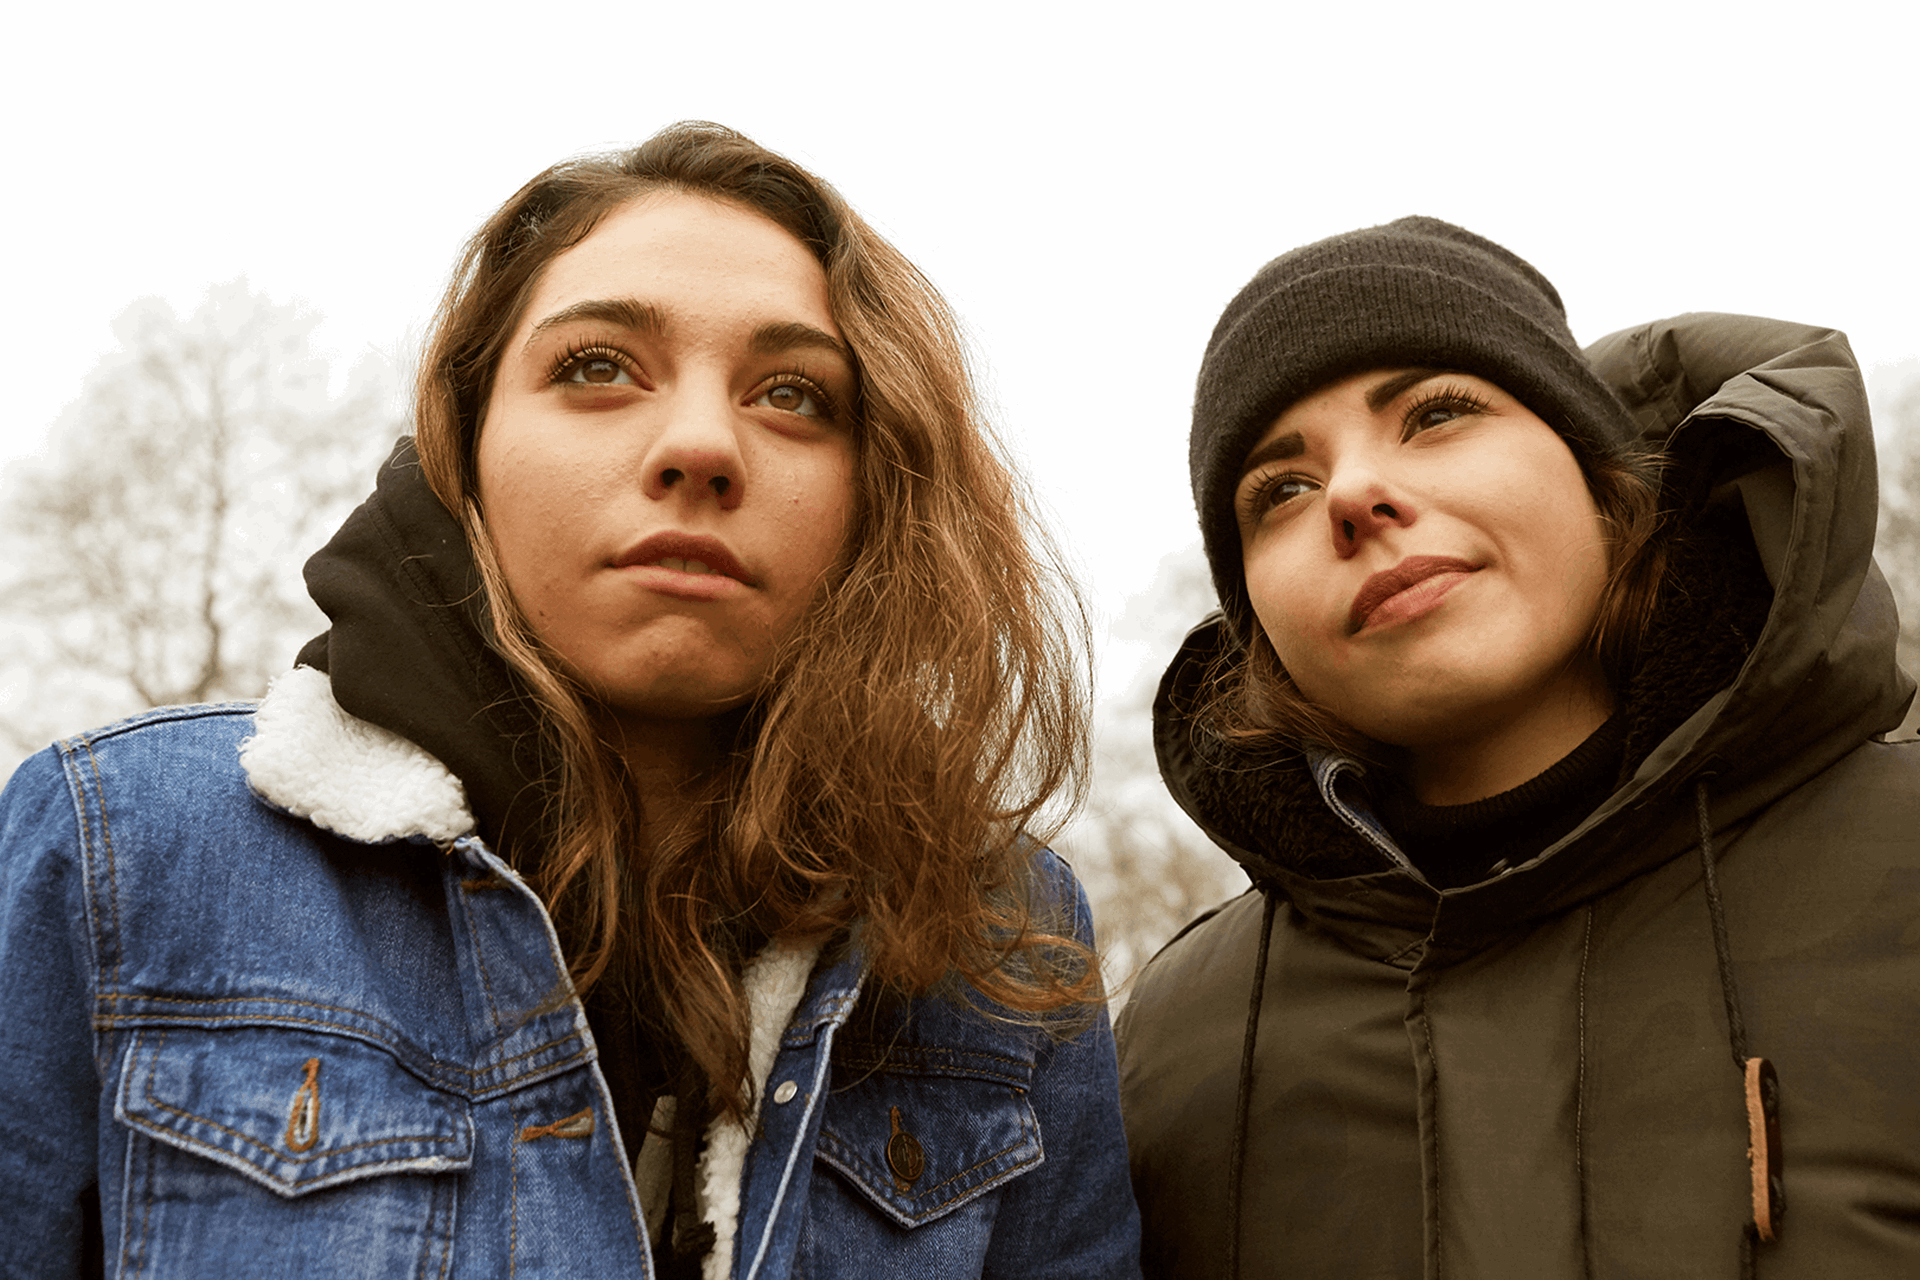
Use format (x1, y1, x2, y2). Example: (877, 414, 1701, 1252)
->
(1304, 746, 1416, 874)
(0, 703, 1141, 1278)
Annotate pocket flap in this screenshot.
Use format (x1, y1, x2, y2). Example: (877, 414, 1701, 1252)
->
(116, 1027, 473, 1197)
(815, 1068, 1041, 1228)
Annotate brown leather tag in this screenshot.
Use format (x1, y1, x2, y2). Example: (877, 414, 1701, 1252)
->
(1745, 1057, 1784, 1242)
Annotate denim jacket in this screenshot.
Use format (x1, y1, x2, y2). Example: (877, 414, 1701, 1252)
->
(0, 670, 1141, 1278)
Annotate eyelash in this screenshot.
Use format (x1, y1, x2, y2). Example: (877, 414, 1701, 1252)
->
(1400, 383, 1492, 437)
(544, 340, 844, 422)
(1239, 470, 1313, 522)
(761, 371, 844, 424)
(547, 340, 637, 385)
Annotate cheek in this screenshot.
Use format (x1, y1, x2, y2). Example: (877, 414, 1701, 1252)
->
(1242, 538, 1323, 674)
(1563, 523, 1614, 636)
(473, 416, 602, 624)
(781, 448, 857, 579)
(476, 447, 553, 584)
(1540, 490, 1612, 619)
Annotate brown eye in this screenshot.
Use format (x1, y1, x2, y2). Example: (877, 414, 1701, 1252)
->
(569, 357, 629, 385)
(1413, 402, 1468, 430)
(1401, 386, 1492, 438)
(1238, 472, 1316, 524)
(551, 346, 638, 387)
(756, 382, 824, 417)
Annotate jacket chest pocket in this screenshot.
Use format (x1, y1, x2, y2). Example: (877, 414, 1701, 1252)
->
(813, 1047, 1041, 1229)
(112, 1025, 473, 1278)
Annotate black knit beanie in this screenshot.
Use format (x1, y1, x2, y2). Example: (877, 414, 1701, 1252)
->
(1189, 216, 1640, 644)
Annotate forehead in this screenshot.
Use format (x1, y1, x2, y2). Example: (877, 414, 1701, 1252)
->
(519, 190, 840, 339)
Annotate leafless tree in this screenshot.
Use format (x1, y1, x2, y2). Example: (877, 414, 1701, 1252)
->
(1874, 373, 1920, 735)
(0, 281, 398, 763)
(1061, 546, 1247, 1004)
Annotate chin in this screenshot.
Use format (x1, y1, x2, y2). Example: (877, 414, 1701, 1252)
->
(600, 679, 761, 723)
(1334, 680, 1513, 750)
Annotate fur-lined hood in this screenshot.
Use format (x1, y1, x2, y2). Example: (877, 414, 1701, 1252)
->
(1153, 314, 1914, 953)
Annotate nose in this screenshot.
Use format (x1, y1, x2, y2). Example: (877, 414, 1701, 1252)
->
(1325, 465, 1413, 557)
(641, 391, 745, 511)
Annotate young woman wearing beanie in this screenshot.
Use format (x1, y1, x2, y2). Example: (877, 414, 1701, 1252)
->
(1114, 217, 1918, 1277)
(0, 123, 1141, 1278)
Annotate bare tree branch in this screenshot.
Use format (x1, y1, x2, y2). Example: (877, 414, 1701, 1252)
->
(0, 280, 399, 765)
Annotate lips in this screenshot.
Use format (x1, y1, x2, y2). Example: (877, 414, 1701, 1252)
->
(612, 532, 752, 585)
(1348, 555, 1478, 633)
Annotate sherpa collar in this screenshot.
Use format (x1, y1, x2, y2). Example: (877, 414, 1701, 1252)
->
(240, 664, 474, 846)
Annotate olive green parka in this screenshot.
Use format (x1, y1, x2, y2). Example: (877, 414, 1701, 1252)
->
(1115, 314, 1919, 1278)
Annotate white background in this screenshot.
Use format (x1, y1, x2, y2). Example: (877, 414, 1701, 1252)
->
(4, 0, 1915, 699)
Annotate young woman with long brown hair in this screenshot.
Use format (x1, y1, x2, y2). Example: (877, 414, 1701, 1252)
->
(0, 122, 1140, 1278)
(1115, 217, 1918, 1278)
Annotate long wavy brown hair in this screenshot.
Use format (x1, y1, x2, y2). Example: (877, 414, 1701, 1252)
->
(412, 122, 1095, 1123)
(1208, 448, 1668, 759)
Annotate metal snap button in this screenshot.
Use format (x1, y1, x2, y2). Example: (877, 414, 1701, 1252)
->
(772, 1080, 798, 1104)
(886, 1105, 925, 1189)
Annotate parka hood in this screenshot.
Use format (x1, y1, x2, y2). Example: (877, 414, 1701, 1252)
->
(1155, 314, 1914, 956)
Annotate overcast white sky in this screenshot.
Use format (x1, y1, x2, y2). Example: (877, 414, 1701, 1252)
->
(5, 0, 1915, 700)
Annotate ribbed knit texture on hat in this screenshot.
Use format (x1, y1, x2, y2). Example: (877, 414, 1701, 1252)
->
(1189, 216, 1639, 643)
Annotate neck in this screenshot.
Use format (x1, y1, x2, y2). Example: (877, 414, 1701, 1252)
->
(598, 708, 731, 827)
(1406, 671, 1615, 805)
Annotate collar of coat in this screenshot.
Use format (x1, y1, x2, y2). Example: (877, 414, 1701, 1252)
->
(237, 663, 823, 1280)
(240, 664, 473, 845)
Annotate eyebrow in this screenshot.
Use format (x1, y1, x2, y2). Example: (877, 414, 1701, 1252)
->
(1365, 367, 1448, 412)
(1238, 430, 1306, 481)
(523, 298, 664, 350)
(749, 320, 855, 369)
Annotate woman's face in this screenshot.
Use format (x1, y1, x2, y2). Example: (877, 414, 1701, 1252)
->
(477, 191, 857, 729)
(1236, 368, 1612, 783)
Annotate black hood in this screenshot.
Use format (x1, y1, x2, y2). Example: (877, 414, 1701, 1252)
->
(296, 436, 549, 861)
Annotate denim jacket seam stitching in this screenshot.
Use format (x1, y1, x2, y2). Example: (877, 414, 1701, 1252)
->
(743, 1014, 842, 1280)
(103, 1011, 588, 1099)
(815, 1136, 1040, 1224)
(835, 1045, 1030, 1068)
(916, 1148, 1042, 1215)
(131, 1093, 159, 1278)
(64, 743, 114, 1077)
(832, 1064, 1030, 1089)
(96, 997, 582, 1080)
(97, 997, 587, 1074)
(475, 1043, 595, 1095)
(508, 1101, 521, 1280)
(98, 1013, 430, 1077)
(917, 1095, 1043, 1207)
(578, 1050, 648, 1259)
(128, 1116, 461, 1183)
(97, 991, 418, 1044)
(782, 991, 860, 1042)
(416, 1175, 456, 1280)
(75, 739, 125, 991)
(439, 1192, 456, 1280)
(830, 1048, 1033, 1086)
(458, 885, 507, 1037)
